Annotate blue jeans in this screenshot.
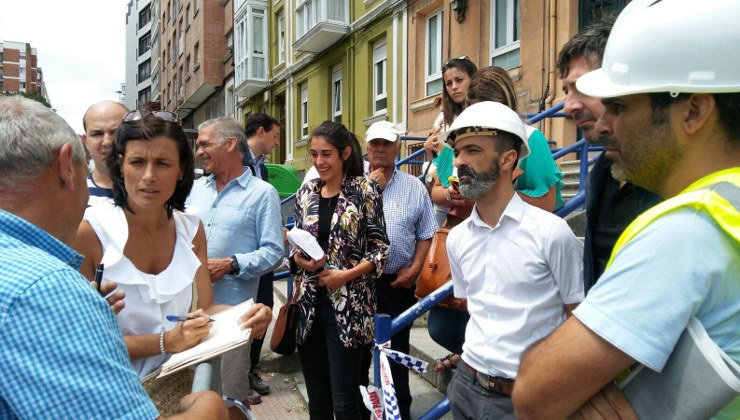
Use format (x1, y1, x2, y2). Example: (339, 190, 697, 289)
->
(298, 287, 364, 420)
(447, 360, 515, 420)
(427, 306, 469, 354)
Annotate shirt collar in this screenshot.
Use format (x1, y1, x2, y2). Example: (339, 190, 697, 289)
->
(469, 192, 526, 230)
(204, 167, 253, 189)
(0, 209, 84, 269)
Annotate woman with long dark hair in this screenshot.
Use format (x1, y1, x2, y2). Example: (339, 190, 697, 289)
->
(424, 57, 478, 226)
(73, 110, 271, 415)
(291, 121, 389, 419)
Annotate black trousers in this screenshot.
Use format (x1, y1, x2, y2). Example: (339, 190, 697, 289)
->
(249, 271, 274, 369)
(362, 273, 416, 420)
(298, 287, 365, 420)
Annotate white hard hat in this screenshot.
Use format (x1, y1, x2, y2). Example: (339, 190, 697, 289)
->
(365, 120, 401, 143)
(439, 101, 529, 160)
(578, 0, 740, 98)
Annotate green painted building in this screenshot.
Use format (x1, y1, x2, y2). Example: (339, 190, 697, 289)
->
(233, 0, 408, 180)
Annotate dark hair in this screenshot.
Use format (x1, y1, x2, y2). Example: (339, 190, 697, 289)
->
(309, 121, 364, 177)
(649, 92, 740, 145)
(441, 58, 478, 126)
(556, 16, 615, 79)
(107, 113, 195, 216)
(494, 131, 523, 170)
(467, 66, 519, 112)
(245, 113, 279, 138)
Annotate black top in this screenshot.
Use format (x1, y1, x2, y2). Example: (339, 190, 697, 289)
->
(584, 154, 662, 292)
(318, 193, 339, 252)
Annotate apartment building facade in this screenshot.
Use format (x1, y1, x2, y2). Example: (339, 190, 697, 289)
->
(235, 0, 407, 177)
(125, 0, 157, 110)
(157, 0, 235, 128)
(406, 0, 631, 151)
(0, 41, 48, 101)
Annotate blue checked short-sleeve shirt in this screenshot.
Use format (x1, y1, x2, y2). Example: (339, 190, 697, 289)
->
(380, 169, 438, 274)
(0, 210, 158, 419)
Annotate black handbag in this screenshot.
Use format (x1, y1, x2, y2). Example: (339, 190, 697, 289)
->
(270, 277, 301, 355)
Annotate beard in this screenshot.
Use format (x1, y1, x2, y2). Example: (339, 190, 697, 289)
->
(458, 160, 500, 198)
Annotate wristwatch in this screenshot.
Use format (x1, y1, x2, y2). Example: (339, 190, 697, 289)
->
(229, 256, 240, 275)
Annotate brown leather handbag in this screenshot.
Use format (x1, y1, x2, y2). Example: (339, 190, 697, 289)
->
(415, 226, 466, 310)
(270, 277, 301, 355)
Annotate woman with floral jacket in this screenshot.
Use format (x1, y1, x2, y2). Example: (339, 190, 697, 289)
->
(291, 121, 389, 420)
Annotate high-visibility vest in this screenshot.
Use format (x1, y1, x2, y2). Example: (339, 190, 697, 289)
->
(606, 167, 740, 269)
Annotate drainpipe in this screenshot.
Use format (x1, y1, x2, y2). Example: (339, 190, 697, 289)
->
(544, 0, 557, 140)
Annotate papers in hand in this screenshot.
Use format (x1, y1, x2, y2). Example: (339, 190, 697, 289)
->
(619, 317, 740, 419)
(157, 299, 254, 378)
(287, 227, 325, 261)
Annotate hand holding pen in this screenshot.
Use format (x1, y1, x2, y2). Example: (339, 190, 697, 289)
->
(92, 263, 126, 315)
(163, 309, 213, 353)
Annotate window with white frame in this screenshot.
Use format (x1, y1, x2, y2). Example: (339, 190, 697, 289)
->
(278, 12, 285, 65)
(490, 0, 520, 69)
(251, 8, 266, 79)
(425, 9, 443, 96)
(235, 6, 268, 86)
(331, 64, 342, 123)
(372, 39, 387, 114)
(300, 83, 309, 140)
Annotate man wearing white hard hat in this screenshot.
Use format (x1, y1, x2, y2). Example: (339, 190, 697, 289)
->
(363, 120, 437, 420)
(514, 1, 740, 418)
(441, 101, 584, 419)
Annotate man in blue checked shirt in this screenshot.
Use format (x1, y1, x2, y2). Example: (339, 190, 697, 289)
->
(364, 120, 438, 420)
(0, 96, 227, 419)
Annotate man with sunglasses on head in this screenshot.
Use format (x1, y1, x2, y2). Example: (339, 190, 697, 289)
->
(186, 117, 284, 407)
(82, 100, 129, 206)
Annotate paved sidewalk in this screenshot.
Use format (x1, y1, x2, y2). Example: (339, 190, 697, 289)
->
(266, 278, 452, 420)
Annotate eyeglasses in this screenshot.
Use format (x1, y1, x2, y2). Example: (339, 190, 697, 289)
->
(444, 55, 470, 67)
(123, 110, 182, 125)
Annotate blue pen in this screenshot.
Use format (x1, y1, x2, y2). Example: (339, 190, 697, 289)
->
(166, 315, 215, 323)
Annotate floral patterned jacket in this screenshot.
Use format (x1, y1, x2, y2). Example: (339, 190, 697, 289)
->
(290, 176, 389, 349)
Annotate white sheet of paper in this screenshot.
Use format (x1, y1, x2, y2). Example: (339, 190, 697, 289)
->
(287, 227, 325, 261)
(157, 299, 253, 378)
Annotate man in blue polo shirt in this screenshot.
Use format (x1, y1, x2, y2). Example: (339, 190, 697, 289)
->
(0, 96, 226, 419)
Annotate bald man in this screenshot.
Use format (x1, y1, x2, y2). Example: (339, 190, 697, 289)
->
(82, 101, 129, 206)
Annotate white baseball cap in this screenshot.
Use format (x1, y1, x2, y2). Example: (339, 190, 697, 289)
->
(439, 101, 529, 160)
(365, 120, 401, 143)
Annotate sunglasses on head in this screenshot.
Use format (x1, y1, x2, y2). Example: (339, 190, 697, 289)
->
(123, 110, 182, 125)
(444, 55, 470, 67)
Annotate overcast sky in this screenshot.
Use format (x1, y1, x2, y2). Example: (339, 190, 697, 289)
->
(1, 0, 130, 134)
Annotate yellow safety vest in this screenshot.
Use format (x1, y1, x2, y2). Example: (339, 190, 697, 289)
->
(606, 167, 740, 269)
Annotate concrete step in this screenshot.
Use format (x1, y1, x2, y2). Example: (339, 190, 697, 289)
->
(271, 277, 451, 419)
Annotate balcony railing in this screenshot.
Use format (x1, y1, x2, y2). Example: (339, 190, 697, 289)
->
(293, 0, 349, 53)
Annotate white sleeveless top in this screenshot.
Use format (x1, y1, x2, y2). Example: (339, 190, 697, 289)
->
(84, 202, 202, 378)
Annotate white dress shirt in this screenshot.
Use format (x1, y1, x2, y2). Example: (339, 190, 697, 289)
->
(447, 193, 584, 379)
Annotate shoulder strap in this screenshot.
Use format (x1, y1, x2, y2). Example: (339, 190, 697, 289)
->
(175, 210, 198, 312)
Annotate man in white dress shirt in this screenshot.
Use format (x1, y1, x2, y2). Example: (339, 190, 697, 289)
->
(440, 101, 584, 419)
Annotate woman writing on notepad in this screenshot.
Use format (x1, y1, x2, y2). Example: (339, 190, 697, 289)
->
(73, 110, 271, 415)
(291, 121, 390, 419)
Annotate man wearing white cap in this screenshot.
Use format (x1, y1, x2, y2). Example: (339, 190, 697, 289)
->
(513, 1, 740, 418)
(364, 120, 437, 420)
(441, 101, 584, 419)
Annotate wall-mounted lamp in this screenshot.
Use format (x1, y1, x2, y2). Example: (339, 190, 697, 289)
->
(451, 0, 468, 23)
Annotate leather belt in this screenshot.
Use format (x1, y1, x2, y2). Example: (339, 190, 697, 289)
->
(465, 363, 515, 395)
